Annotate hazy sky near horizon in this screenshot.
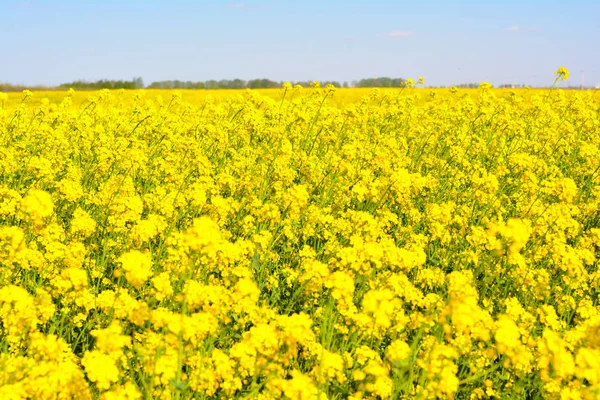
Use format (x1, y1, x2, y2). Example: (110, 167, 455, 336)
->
(1, 0, 598, 87)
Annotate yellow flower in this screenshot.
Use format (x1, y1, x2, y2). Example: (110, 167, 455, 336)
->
(20, 189, 54, 226)
(118, 250, 153, 289)
(22, 89, 33, 100)
(70, 208, 97, 237)
(495, 315, 521, 352)
(151, 272, 174, 301)
(0, 285, 38, 344)
(82, 350, 120, 390)
(101, 382, 141, 400)
(91, 321, 131, 357)
(555, 66, 569, 81)
(385, 339, 411, 364)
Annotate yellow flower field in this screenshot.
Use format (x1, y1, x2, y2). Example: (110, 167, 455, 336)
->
(1, 78, 600, 399)
(0, 87, 551, 109)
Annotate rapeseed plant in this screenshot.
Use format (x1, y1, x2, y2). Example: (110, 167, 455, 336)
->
(0, 69, 599, 399)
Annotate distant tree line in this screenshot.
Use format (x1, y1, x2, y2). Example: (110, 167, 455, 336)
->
(57, 77, 144, 90)
(147, 79, 280, 89)
(145, 77, 411, 89)
(355, 77, 405, 87)
(1, 83, 49, 92)
(12, 76, 546, 92)
(3, 77, 401, 91)
(454, 83, 482, 89)
(147, 78, 349, 89)
(3, 77, 590, 92)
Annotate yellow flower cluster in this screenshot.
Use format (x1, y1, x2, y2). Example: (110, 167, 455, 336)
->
(1, 77, 599, 399)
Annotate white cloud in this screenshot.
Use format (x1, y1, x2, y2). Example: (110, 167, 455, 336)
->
(227, 3, 246, 9)
(387, 31, 413, 38)
(507, 25, 540, 33)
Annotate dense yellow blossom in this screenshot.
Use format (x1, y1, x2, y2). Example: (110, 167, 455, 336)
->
(82, 350, 120, 391)
(118, 250, 153, 289)
(0, 78, 599, 398)
(19, 189, 53, 227)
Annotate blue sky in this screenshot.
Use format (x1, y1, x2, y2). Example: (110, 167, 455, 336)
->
(1, 0, 598, 87)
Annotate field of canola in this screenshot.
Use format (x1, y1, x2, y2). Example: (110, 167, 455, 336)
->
(0, 80, 600, 399)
